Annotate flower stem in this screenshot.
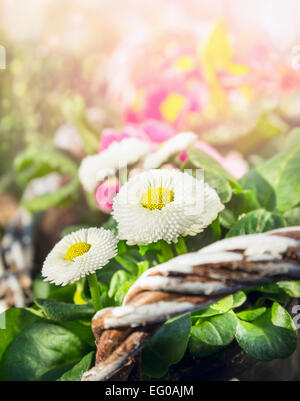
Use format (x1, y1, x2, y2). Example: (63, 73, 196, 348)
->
(87, 273, 103, 311)
(175, 236, 188, 255)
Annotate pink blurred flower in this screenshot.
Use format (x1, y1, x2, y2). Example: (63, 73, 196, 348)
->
(140, 119, 175, 143)
(124, 76, 206, 130)
(180, 141, 248, 179)
(99, 126, 148, 151)
(221, 151, 249, 179)
(99, 119, 176, 152)
(95, 178, 120, 214)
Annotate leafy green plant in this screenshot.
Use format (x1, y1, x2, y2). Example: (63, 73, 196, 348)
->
(142, 314, 191, 378)
(1, 128, 300, 381)
(14, 145, 80, 212)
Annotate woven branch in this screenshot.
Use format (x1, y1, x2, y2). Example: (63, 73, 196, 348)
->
(82, 226, 300, 381)
(0, 209, 34, 310)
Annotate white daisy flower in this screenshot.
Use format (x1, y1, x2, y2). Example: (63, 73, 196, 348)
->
(42, 228, 118, 286)
(112, 169, 224, 245)
(79, 138, 150, 192)
(143, 132, 197, 170)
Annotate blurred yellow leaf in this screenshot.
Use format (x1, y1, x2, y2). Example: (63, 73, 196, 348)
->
(201, 21, 249, 117)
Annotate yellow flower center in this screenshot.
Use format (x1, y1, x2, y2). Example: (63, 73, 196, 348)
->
(173, 55, 196, 72)
(141, 187, 174, 210)
(64, 242, 91, 261)
(160, 93, 186, 123)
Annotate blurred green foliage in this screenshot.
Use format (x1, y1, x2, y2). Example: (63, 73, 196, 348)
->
(0, 29, 119, 197)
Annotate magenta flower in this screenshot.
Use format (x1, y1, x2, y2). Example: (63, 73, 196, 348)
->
(139, 119, 175, 143)
(95, 178, 120, 214)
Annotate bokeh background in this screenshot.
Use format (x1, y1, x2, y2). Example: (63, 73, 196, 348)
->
(1, 0, 300, 181)
(0, 0, 300, 313)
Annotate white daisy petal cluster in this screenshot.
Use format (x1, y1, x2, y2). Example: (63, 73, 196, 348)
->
(42, 228, 118, 286)
(112, 169, 224, 245)
(79, 138, 150, 192)
(143, 132, 197, 169)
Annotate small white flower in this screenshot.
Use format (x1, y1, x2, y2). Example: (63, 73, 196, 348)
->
(143, 132, 197, 169)
(79, 138, 150, 192)
(112, 169, 224, 245)
(42, 228, 118, 286)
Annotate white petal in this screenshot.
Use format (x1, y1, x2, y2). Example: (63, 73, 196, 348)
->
(143, 132, 197, 169)
(112, 169, 224, 245)
(79, 138, 150, 192)
(42, 228, 118, 286)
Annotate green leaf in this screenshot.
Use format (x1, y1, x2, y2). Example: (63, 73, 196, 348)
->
(189, 311, 237, 357)
(284, 207, 300, 226)
(255, 293, 290, 307)
(33, 277, 54, 300)
(211, 296, 233, 312)
(0, 322, 88, 380)
(117, 240, 127, 255)
(186, 147, 235, 181)
(0, 308, 43, 360)
(108, 270, 133, 298)
(188, 339, 220, 358)
(254, 282, 284, 294)
(219, 208, 236, 229)
(192, 311, 238, 346)
(232, 291, 247, 308)
(277, 281, 300, 298)
(60, 320, 94, 347)
(114, 278, 136, 305)
(96, 258, 125, 288)
(142, 314, 191, 378)
(252, 284, 291, 307)
(21, 177, 79, 213)
(186, 225, 220, 252)
(47, 283, 76, 303)
(225, 189, 260, 219)
(240, 169, 276, 211)
(226, 209, 286, 237)
(237, 307, 267, 322)
(58, 351, 95, 381)
(137, 261, 149, 276)
(139, 242, 161, 256)
(258, 130, 300, 212)
(14, 145, 78, 182)
(236, 112, 287, 153)
(192, 292, 247, 322)
(158, 240, 174, 262)
(14, 145, 80, 212)
(184, 148, 239, 203)
(110, 261, 149, 305)
(204, 172, 232, 204)
(192, 294, 235, 319)
(284, 127, 300, 150)
(33, 278, 76, 303)
(115, 255, 138, 275)
(236, 302, 297, 361)
(192, 297, 233, 319)
(35, 298, 95, 321)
